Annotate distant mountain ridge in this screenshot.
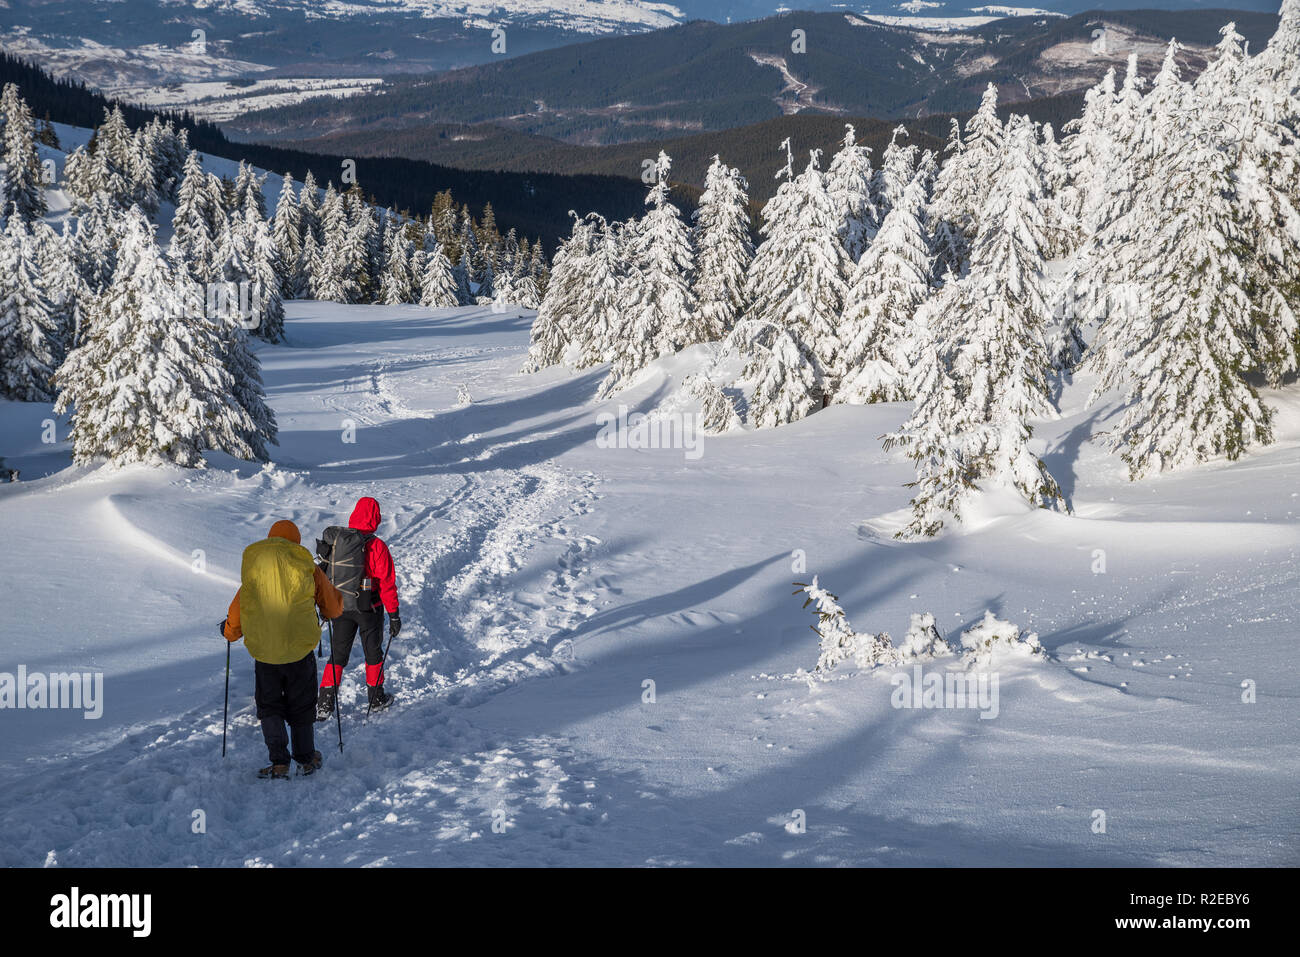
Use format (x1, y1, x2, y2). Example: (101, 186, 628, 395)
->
(1, 1, 1284, 94)
(233, 8, 1284, 147)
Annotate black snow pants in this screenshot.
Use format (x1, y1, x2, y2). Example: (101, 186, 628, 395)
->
(255, 651, 318, 765)
(324, 608, 386, 687)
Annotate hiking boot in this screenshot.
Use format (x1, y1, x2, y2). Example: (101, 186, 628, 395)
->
(367, 684, 393, 711)
(315, 686, 336, 722)
(258, 763, 290, 780)
(297, 750, 323, 776)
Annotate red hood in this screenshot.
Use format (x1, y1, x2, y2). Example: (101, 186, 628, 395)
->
(349, 496, 382, 534)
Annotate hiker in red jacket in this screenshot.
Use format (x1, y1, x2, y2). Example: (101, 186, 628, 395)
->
(315, 496, 401, 719)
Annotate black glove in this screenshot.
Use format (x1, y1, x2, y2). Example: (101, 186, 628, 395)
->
(389, 613, 402, 638)
(218, 618, 228, 638)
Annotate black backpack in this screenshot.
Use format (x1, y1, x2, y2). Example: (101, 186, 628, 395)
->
(316, 526, 375, 613)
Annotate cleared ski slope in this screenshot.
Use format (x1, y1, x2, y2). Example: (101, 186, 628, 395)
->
(0, 302, 1296, 866)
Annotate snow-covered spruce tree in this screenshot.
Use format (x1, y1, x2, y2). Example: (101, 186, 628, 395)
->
(823, 126, 877, 262)
(270, 173, 303, 298)
(835, 172, 932, 405)
(297, 170, 321, 246)
(927, 84, 1004, 276)
(344, 193, 379, 303)
(78, 106, 134, 209)
(882, 321, 982, 539)
(947, 116, 1064, 509)
(573, 216, 625, 370)
(1061, 67, 1117, 234)
(31, 219, 84, 353)
(887, 116, 1066, 536)
(213, 209, 256, 317)
(458, 208, 481, 286)
(488, 228, 515, 304)
(357, 208, 384, 304)
(94, 107, 134, 177)
(66, 192, 122, 297)
(378, 210, 400, 295)
(1226, 23, 1300, 387)
(522, 211, 593, 372)
(739, 143, 850, 423)
(54, 207, 261, 467)
(0, 213, 59, 400)
(746, 326, 826, 429)
(218, 311, 279, 462)
(913, 146, 938, 198)
(310, 186, 359, 303)
(690, 155, 753, 343)
(169, 150, 222, 285)
(601, 152, 695, 394)
(1035, 122, 1078, 258)
(419, 240, 460, 309)
(490, 262, 517, 309)
(209, 216, 279, 458)
(138, 117, 187, 204)
(380, 227, 418, 305)
(1, 84, 48, 222)
(298, 229, 322, 300)
(1083, 44, 1189, 389)
(81, 147, 129, 211)
(926, 119, 971, 280)
(242, 202, 287, 343)
(126, 129, 160, 216)
(232, 162, 267, 221)
(1101, 41, 1185, 244)
(1259, 0, 1300, 82)
(59, 145, 99, 208)
(431, 193, 459, 253)
(1088, 103, 1274, 479)
(873, 125, 918, 224)
(1064, 54, 1149, 363)
(529, 241, 550, 298)
(505, 247, 541, 309)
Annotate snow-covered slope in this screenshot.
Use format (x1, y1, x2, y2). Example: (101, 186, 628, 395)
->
(1, 304, 1297, 865)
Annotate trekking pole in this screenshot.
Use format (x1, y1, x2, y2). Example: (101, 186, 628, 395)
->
(365, 631, 396, 722)
(329, 620, 343, 754)
(221, 640, 231, 758)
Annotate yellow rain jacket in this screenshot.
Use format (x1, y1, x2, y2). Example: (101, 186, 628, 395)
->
(224, 520, 344, 664)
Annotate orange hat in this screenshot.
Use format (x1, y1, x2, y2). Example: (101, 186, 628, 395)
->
(268, 519, 302, 545)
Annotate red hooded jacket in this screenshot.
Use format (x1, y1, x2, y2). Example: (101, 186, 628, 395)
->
(349, 497, 400, 615)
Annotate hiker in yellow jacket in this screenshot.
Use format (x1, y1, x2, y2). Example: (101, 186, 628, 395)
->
(221, 519, 344, 778)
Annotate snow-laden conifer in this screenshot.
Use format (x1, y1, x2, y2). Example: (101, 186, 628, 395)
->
(835, 172, 932, 404)
(613, 151, 695, 368)
(522, 212, 593, 372)
(823, 126, 877, 262)
(54, 208, 260, 467)
(0, 213, 58, 400)
(169, 151, 221, 285)
(419, 240, 461, 309)
(690, 155, 753, 341)
(873, 125, 917, 223)
(1, 84, 47, 222)
(740, 144, 850, 420)
(270, 173, 303, 298)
